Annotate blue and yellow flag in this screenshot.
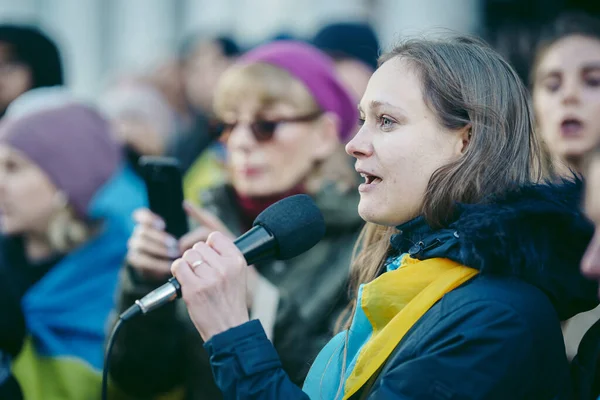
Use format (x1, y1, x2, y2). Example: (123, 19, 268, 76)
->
(12, 166, 146, 400)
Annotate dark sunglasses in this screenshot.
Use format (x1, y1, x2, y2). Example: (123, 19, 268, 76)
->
(217, 111, 323, 143)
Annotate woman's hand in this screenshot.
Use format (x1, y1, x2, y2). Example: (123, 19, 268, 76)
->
(171, 232, 250, 341)
(178, 201, 235, 251)
(126, 203, 234, 281)
(127, 208, 179, 280)
(179, 202, 260, 306)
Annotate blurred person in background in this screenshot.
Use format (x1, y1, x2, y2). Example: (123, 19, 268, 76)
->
(150, 59, 193, 134)
(313, 22, 379, 103)
(168, 35, 241, 170)
(108, 41, 362, 400)
(156, 35, 243, 207)
(183, 35, 242, 118)
(0, 25, 63, 119)
(99, 80, 176, 176)
(532, 12, 600, 176)
(531, 11, 600, 364)
(0, 101, 146, 399)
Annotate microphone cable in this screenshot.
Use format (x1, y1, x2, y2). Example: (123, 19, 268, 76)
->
(101, 317, 123, 400)
(101, 303, 141, 400)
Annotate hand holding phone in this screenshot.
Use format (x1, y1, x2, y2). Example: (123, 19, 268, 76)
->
(130, 156, 236, 280)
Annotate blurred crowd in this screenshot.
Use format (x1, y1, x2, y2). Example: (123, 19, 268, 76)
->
(0, 6, 599, 400)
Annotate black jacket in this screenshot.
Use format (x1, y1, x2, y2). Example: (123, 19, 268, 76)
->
(203, 179, 600, 399)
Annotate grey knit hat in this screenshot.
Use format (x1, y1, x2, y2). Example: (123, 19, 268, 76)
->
(0, 103, 122, 217)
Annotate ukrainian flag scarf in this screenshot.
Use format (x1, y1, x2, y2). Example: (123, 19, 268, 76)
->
(303, 254, 478, 399)
(11, 166, 146, 399)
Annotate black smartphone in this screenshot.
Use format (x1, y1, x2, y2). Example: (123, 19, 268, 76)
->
(139, 156, 189, 239)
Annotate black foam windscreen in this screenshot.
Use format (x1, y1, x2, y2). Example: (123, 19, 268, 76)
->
(253, 194, 325, 260)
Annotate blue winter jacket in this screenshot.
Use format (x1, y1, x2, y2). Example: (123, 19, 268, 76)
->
(204, 180, 599, 399)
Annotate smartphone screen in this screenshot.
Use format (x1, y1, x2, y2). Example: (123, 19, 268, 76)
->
(139, 156, 189, 239)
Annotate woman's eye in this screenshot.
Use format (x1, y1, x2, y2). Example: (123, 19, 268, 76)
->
(585, 75, 600, 87)
(379, 116, 395, 130)
(5, 160, 18, 172)
(543, 80, 561, 93)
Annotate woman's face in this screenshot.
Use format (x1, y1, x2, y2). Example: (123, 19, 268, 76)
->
(185, 41, 233, 112)
(112, 116, 164, 156)
(533, 35, 600, 169)
(223, 100, 337, 197)
(0, 145, 59, 235)
(346, 57, 466, 226)
(0, 43, 32, 115)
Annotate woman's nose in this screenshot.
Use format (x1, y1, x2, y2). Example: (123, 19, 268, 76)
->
(345, 127, 373, 159)
(561, 77, 581, 106)
(227, 123, 258, 151)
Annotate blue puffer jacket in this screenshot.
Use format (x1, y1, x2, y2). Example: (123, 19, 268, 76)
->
(204, 179, 599, 399)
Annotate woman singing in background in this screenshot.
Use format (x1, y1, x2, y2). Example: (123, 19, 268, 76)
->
(531, 12, 600, 375)
(532, 12, 600, 177)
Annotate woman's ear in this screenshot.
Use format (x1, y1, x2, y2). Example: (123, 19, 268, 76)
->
(53, 191, 68, 209)
(313, 112, 341, 161)
(456, 124, 472, 155)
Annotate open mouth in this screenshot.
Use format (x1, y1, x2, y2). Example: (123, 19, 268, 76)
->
(560, 118, 584, 137)
(237, 166, 264, 177)
(360, 172, 382, 185)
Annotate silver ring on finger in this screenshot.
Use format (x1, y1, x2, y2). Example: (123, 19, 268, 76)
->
(191, 259, 205, 270)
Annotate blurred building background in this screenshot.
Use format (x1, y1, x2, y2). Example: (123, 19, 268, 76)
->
(0, 0, 597, 98)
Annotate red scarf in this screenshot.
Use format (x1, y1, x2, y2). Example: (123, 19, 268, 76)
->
(234, 185, 306, 230)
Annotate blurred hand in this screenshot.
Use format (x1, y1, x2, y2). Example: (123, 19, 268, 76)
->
(128, 203, 261, 306)
(127, 203, 236, 281)
(178, 201, 234, 252)
(172, 232, 249, 341)
(181, 201, 261, 306)
(126, 208, 179, 281)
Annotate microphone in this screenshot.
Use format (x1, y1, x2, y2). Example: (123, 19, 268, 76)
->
(120, 194, 325, 321)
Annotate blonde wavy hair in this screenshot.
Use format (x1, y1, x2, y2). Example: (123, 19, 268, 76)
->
(46, 192, 94, 253)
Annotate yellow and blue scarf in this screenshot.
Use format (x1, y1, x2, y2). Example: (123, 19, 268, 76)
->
(303, 254, 478, 399)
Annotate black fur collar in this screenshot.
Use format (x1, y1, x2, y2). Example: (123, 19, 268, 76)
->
(390, 179, 599, 320)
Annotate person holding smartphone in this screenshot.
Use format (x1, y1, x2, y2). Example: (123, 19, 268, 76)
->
(109, 41, 363, 399)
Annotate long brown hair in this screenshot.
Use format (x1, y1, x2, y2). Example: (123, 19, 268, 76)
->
(338, 35, 548, 331)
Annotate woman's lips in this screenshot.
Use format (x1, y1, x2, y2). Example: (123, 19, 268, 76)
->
(358, 171, 382, 193)
(237, 167, 264, 178)
(560, 118, 584, 138)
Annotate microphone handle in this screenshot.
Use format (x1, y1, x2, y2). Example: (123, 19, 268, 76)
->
(120, 225, 277, 321)
(120, 278, 180, 321)
(234, 224, 277, 265)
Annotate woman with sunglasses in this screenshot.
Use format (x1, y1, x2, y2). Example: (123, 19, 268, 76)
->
(109, 41, 362, 399)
